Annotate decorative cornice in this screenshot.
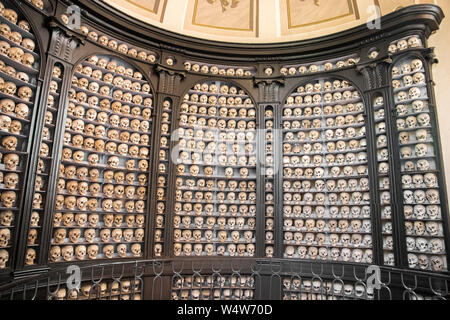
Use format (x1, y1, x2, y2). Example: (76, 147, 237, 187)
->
(47, 17, 86, 46)
(73, 1, 444, 62)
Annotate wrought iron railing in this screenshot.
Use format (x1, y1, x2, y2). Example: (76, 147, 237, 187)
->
(0, 259, 448, 300)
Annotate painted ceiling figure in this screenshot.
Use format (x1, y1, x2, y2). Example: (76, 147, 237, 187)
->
(207, 0, 240, 12)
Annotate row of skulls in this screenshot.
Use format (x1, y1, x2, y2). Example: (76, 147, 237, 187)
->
(404, 204, 441, 221)
(175, 190, 256, 204)
(64, 125, 150, 146)
(392, 59, 424, 77)
(72, 95, 152, 118)
(283, 278, 373, 300)
(190, 82, 249, 96)
(60, 148, 149, 171)
(178, 152, 256, 168)
(53, 227, 144, 244)
(283, 178, 369, 193)
(68, 87, 151, 109)
(172, 275, 254, 300)
(286, 90, 360, 106)
(398, 129, 430, 146)
(50, 279, 141, 300)
(173, 275, 254, 289)
(284, 128, 365, 145)
(59, 165, 148, 185)
(180, 115, 256, 131)
(49, 243, 142, 262)
(283, 140, 368, 156)
(405, 220, 443, 237)
(64, 134, 150, 159)
(68, 100, 152, 122)
(176, 164, 252, 179)
(67, 110, 151, 133)
(403, 159, 433, 172)
(283, 165, 368, 179)
(397, 86, 425, 102)
(177, 127, 255, 144)
(282, 114, 365, 131)
(174, 216, 256, 231)
(285, 246, 372, 263)
(408, 254, 445, 271)
(58, 180, 146, 199)
(283, 153, 367, 168)
(75, 56, 145, 79)
(284, 218, 372, 234)
(173, 289, 254, 301)
(0, 77, 33, 101)
(181, 104, 256, 120)
(53, 212, 145, 229)
(0, 58, 32, 83)
(175, 177, 256, 191)
(54, 195, 146, 213)
(0, 98, 29, 119)
(283, 102, 364, 118)
(67, 97, 152, 119)
(174, 203, 256, 217)
(0, 43, 35, 68)
(0, 4, 33, 27)
(397, 99, 428, 117)
(284, 232, 372, 250)
(183, 95, 253, 108)
(0, 22, 35, 49)
(173, 242, 255, 257)
(72, 74, 151, 95)
(177, 138, 256, 156)
(392, 72, 425, 89)
(403, 189, 440, 205)
(388, 36, 422, 54)
(184, 61, 253, 78)
(406, 237, 445, 254)
(283, 205, 371, 220)
(283, 191, 370, 206)
(281, 58, 359, 77)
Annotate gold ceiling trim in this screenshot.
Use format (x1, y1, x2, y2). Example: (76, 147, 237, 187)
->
(287, 0, 359, 29)
(192, 0, 256, 32)
(125, 0, 161, 14)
